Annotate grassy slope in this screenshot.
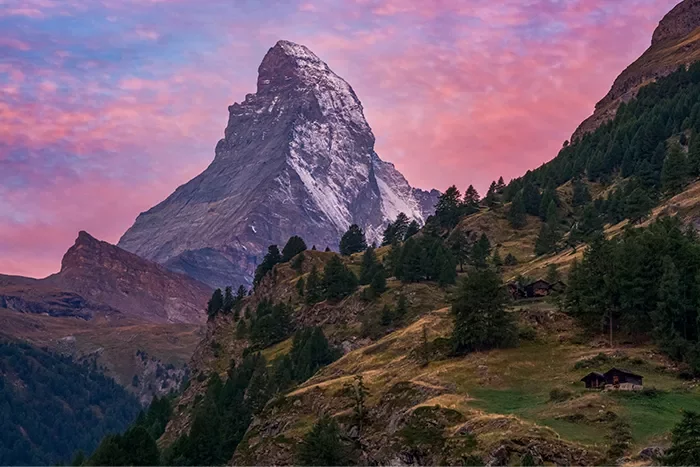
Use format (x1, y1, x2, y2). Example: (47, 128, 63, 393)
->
(0, 307, 203, 387)
(239, 301, 698, 463)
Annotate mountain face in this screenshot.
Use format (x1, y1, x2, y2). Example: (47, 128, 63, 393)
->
(573, 0, 700, 139)
(1, 231, 210, 324)
(118, 40, 439, 289)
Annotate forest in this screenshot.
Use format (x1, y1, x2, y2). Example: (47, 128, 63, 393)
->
(0, 341, 140, 465)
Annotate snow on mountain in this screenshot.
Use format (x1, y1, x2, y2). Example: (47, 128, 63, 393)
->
(118, 40, 438, 288)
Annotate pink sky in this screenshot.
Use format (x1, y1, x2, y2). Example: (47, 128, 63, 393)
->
(0, 0, 680, 278)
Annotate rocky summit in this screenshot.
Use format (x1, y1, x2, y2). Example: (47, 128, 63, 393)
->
(118, 40, 439, 289)
(1, 231, 211, 324)
(573, 0, 700, 140)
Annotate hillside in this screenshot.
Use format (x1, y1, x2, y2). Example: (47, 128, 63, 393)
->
(0, 340, 141, 465)
(0, 231, 210, 403)
(573, 0, 700, 139)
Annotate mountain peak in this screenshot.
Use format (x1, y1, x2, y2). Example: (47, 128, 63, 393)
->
(119, 41, 438, 288)
(652, 0, 700, 45)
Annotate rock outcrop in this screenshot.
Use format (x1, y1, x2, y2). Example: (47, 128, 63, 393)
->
(118, 40, 438, 289)
(1, 231, 210, 324)
(573, 0, 700, 140)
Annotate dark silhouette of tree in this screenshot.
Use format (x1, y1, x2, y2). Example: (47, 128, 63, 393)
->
(340, 224, 367, 255)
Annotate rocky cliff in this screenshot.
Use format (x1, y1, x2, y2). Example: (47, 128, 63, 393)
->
(118, 40, 438, 289)
(1, 231, 210, 324)
(573, 0, 700, 140)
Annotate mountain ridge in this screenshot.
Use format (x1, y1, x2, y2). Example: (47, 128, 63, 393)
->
(118, 40, 439, 289)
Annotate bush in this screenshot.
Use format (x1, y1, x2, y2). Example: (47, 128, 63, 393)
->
(549, 387, 573, 403)
(518, 325, 537, 342)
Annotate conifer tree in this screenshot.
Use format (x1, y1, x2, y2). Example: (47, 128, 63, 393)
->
(522, 181, 542, 216)
(571, 178, 591, 207)
(437, 246, 457, 286)
(282, 236, 308, 262)
(359, 247, 380, 285)
(688, 131, 700, 176)
(665, 411, 700, 465)
(322, 256, 358, 301)
(235, 319, 247, 339)
(452, 268, 516, 354)
(470, 233, 491, 268)
(395, 293, 408, 319)
(507, 191, 527, 228)
(662, 142, 690, 195)
(404, 220, 420, 240)
(296, 276, 305, 297)
(385, 241, 402, 278)
(496, 176, 506, 192)
(207, 289, 224, 320)
(223, 286, 234, 314)
(653, 256, 684, 354)
(447, 228, 471, 272)
(305, 265, 323, 304)
(254, 245, 282, 285)
(625, 187, 653, 223)
(435, 185, 463, 228)
(484, 181, 498, 206)
(296, 416, 352, 466)
(369, 267, 387, 296)
(492, 249, 503, 268)
(380, 304, 393, 326)
(463, 185, 480, 214)
(339, 224, 367, 255)
(382, 213, 409, 245)
(504, 253, 518, 266)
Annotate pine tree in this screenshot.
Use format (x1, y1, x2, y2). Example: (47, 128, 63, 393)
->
(404, 220, 420, 240)
(235, 319, 247, 339)
(395, 294, 408, 319)
(435, 185, 463, 229)
(625, 187, 653, 223)
(521, 181, 541, 216)
(222, 286, 234, 314)
(339, 224, 367, 255)
(296, 276, 305, 297)
(452, 268, 516, 354)
(571, 178, 591, 207)
(382, 213, 409, 245)
(492, 249, 503, 268)
(322, 256, 358, 301)
(653, 256, 684, 353)
(463, 185, 480, 213)
(471, 233, 491, 268)
(437, 246, 457, 286)
(507, 191, 527, 228)
(504, 253, 518, 266)
(380, 304, 394, 326)
(385, 241, 402, 278)
(282, 236, 308, 262)
(606, 421, 633, 462)
(296, 416, 352, 466)
(688, 130, 700, 176)
(254, 245, 282, 285)
(484, 181, 498, 206)
(305, 266, 323, 304)
(369, 267, 387, 296)
(545, 263, 560, 284)
(534, 221, 560, 256)
(662, 142, 690, 195)
(207, 289, 224, 320)
(447, 228, 471, 272)
(496, 176, 506, 192)
(359, 247, 380, 285)
(665, 411, 700, 465)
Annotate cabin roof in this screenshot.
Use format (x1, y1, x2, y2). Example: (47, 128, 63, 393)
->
(580, 371, 605, 382)
(604, 367, 643, 379)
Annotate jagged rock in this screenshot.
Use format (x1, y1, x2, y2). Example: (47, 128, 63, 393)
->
(1, 231, 210, 324)
(638, 446, 665, 460)
(118, 40, 438, 288)
(573, 0, 700, 140)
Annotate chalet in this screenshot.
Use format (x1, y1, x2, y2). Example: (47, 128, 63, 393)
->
(581, 368, 643, 391)
(604, 368, 643, 390)
(524, 280, 553, 298)
(581, 372, 606, 389)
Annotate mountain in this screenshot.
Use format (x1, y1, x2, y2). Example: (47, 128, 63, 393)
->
(118, 40, 439, 289)
(573, 0, 700, 140)
(0, 231, 210, 403)
(1, 231, 210, 324)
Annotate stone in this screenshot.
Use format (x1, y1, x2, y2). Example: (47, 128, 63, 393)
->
(118, 40, 438, 288)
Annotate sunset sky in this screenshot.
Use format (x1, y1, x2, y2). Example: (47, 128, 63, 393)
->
(0, 0, 680, 278)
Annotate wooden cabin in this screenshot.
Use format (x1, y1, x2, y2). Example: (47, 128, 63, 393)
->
(525, 280, 552, 297)
(581, 372, 606, 389)
(604, 368, 643, 390)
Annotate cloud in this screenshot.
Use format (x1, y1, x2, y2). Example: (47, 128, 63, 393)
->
(0, 0, 681, 277)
